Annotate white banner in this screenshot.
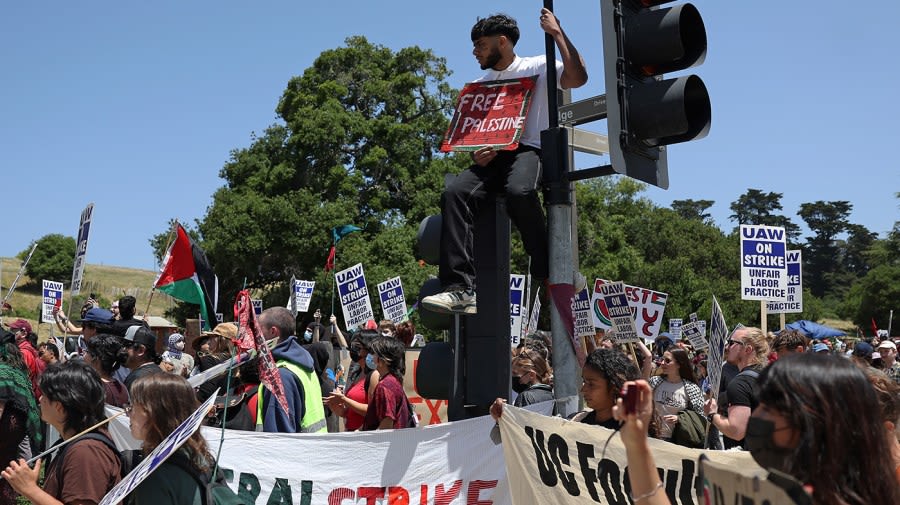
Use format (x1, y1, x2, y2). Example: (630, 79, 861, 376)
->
(70, 203, 94, 296)
(377, 276, 408, 323)
(41, 279, 64, 323)
(591, 279, 668, 342)
(509, 274, 526, 346)
(336, 263, 374, 331)
(766, 250, 802, 314)
(294, 279, 316, 314)
(499, 405, 786, 505)
(740, 224, 788, 301)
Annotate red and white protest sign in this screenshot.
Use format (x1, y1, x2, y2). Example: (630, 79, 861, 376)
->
(440, 77, 537, 152)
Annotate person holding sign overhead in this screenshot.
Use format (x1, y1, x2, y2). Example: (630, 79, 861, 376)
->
(422, 9, 587, 315)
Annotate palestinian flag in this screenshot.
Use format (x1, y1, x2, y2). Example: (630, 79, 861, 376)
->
(155, 224, 218, 329)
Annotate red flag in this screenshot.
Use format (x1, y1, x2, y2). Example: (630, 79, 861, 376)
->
(872, 317, 879, 336)
(547, 282, 587, 367)
(324, 245, 336, 272)
(234, 290, 291, 420)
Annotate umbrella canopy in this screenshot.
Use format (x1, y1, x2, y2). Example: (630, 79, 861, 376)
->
(784, 320, 846, 340)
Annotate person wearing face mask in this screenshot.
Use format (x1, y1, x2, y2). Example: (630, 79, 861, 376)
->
(161, 333, 194, 378)
(325, 330, 380, 431)
(747, 353, 900, 505)
(510, 349, 553, 408)
(361, 336, 412, 430)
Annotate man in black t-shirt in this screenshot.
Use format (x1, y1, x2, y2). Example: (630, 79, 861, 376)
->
(704, 326, 768, 449)
(109, 296, 149, 337)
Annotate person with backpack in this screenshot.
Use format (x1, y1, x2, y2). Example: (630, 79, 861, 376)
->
(361, 336, 415, 430)
(2, 361, 122, 505)
(127, 373, 236, 505)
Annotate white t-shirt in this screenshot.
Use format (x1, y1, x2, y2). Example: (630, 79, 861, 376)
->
(653, 379, 687, 439)
(474, 55, 564, 149)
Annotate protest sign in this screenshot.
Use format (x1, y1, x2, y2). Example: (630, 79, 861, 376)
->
(669, 318, 683, 339)
(99, 391, 218, 505)
(591, 279, 668, 342)
(766, 250, 802, 313)
(525, 288, 541, 337)
(681, 313, 708, 350)
(70, 203, 94, 295)
(41, 279, 64, 323)
(440, 77, 537, 152)
(509, 274, 526, 346)
(216, 312, 224, 324)
(336, 263, 374, 331)
(499, 405, 774, 505)
(292, 279, 315, 314)
(251, 299, 263, 316)
(708, 296, 728, 401)
(700, 456, 795, 505)
(598, 281, 639, 343)
(740, 224, 788, 301)
(377, 276, 408, 323)
(572, 288, 593, 340)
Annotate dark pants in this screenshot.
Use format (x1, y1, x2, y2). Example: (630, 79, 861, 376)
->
(439, 146, 548, 291)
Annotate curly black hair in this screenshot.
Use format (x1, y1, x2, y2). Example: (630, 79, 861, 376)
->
(85, 333, 128, 376)
(583, 348, 641, 397)
(471, 13, 520, 46)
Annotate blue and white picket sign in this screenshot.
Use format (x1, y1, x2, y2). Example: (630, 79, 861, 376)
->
(740, 224, 788, 301)
(377, 276, 408, 323)
(572, 288, 593, 340)
(336, 263, 374, 331)
(509, 274, 526, 346)
(669, 318, 682, 339)
(41, 280, 64, 323)
(295, 280, 316, 314)
(99, 390, 219, 505)
(252, 299, 263, 316)
(598, 281, 638, 343)
(70, 203, 94, 296)
(766, 250, 803, 314)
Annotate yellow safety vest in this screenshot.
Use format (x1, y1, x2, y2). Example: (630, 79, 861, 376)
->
(256, 360, 327, 433)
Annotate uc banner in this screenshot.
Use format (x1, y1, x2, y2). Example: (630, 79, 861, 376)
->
(498, 405, 775, 505)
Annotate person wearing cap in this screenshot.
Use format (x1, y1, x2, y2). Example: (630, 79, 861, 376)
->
(161, 333, 194, 378)
(5, 319, 44, 400)
(813, 342, 830, 354)
(851, 341, 875, 367)
(192, 323, 237, 401)
(256, 307, 326, 434)
(79, 307, 115, 342)
(123, 325, 163, 391)
(877, 340, 900, 383)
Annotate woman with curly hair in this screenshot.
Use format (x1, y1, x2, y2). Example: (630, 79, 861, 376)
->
(748, 353, 900, 505)
(127, 373, 216, 504)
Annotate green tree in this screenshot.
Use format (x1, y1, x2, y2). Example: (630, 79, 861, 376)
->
(729, 189, 800, 242)
(17, 234, 76, 286)
(153, 37, 464, 328)
(797, 200, 852, 297)
(671, 199, 715, 224)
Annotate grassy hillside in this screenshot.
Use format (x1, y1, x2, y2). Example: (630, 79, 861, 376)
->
(1, 257, 177, 342)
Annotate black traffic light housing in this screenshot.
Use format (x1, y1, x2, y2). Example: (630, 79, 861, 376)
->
(600, 0, 711, 189)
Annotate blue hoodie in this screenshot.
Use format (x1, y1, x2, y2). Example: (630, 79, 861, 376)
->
(260, 335, 317, 433)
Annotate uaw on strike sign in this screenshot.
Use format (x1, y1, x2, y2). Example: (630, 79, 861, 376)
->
(440, 77, 537, 152)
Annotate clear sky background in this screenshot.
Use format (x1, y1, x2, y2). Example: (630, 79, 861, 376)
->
(2, 1, 898, 273)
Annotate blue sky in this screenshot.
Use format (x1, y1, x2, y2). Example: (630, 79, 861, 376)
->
(2, 1, 898, 273)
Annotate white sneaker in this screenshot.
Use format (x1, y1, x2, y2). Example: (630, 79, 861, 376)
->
(422, 290, 477, 315)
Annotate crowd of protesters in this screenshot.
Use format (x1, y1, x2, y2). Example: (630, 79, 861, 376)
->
(2, 285, 898, 505)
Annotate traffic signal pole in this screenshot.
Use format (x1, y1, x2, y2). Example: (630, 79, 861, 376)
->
(541, 0, 580, 418)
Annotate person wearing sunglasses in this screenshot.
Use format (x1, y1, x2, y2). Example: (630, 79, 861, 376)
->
(703, 326, 769, 449)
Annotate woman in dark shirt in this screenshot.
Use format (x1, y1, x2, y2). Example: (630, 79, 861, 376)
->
(84, 334, 129, 408)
